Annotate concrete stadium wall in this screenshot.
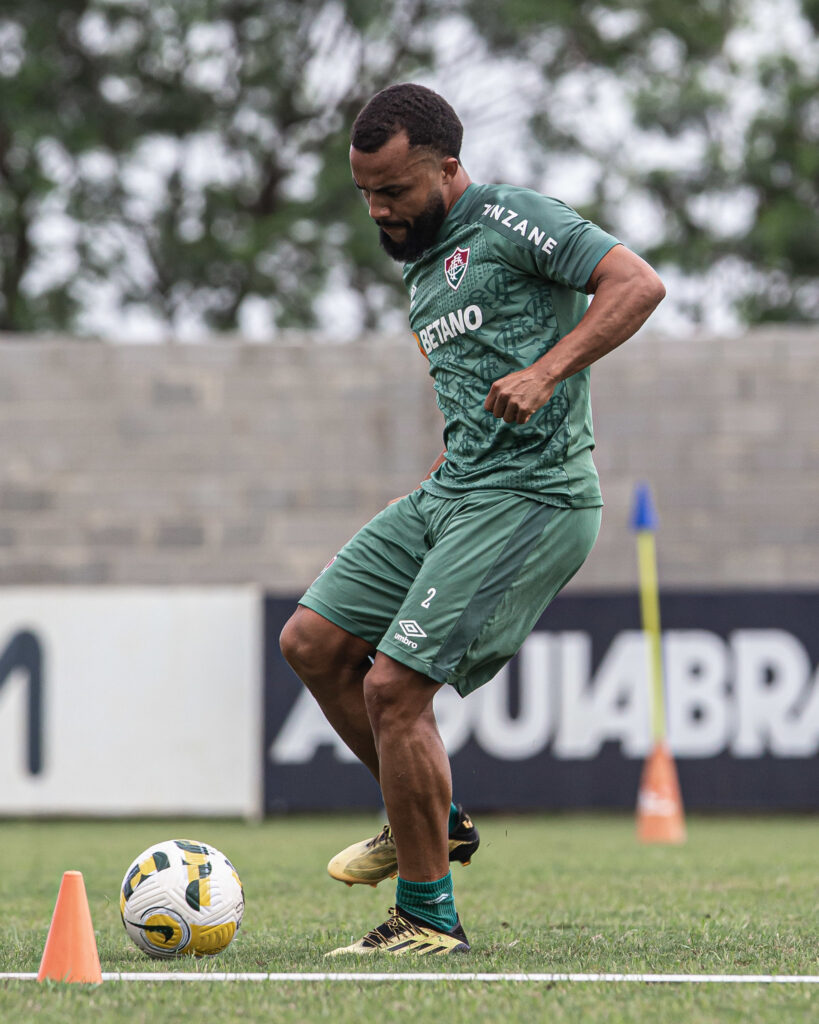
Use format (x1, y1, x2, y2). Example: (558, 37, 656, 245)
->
(0, 326, 816, 592)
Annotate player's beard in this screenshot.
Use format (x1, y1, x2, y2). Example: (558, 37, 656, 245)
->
(377, 191, 448, 263)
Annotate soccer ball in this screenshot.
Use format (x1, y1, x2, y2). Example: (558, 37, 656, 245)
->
(120, 839, 244, 959)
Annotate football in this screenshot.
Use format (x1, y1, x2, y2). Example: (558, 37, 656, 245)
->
(120, 838, 245, 959)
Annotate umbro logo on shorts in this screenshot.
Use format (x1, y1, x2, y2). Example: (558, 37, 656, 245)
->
(394, 619, 427, 650)
(399, 620, 427, 638)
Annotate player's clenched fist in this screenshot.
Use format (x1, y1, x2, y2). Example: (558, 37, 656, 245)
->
(484, 366, 557, 424)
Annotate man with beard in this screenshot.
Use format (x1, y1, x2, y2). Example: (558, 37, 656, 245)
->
(280, 83, 665, 956)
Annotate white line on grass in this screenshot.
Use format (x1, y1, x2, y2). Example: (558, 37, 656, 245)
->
(3, 972, 819, 984)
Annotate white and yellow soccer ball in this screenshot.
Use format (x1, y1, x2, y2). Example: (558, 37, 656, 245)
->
(120, 839, 244, 958)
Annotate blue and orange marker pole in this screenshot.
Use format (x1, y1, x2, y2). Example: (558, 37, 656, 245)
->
(631, 483, 686, 844)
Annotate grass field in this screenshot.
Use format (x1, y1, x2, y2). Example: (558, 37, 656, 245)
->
(0, 814, 817, 1022)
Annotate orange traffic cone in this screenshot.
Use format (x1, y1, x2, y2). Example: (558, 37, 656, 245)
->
(37, 870, 103, 984)
(636, 741, 686, 844)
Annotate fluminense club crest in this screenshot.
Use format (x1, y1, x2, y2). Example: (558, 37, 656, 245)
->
(444, 246, 470, 291)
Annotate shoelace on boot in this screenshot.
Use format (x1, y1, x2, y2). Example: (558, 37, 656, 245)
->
(365, 824, 395, 849)
(363, 908, 424, 948)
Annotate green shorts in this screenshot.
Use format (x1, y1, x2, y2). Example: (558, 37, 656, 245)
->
(300, 489, 601, 697)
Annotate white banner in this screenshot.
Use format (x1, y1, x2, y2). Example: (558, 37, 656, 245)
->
(0, 588, 261, 816)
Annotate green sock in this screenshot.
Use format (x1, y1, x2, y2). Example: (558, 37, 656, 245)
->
(448, 802, 459, 833)
(396, 872, 457, 932)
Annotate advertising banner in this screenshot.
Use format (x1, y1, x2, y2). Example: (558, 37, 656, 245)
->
(0, 588, 262, 816)
(264, 592, 819, 811)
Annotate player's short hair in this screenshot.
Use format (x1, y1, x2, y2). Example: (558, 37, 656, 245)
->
(351, 83, 463, 160)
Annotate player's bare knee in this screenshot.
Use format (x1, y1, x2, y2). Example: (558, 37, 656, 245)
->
(279, 613, 326, 680)
(281, 609, 374, 687)
(279, 615, 305, 669)
(362, 672, 402, 733)
(363, 664, 435, 734)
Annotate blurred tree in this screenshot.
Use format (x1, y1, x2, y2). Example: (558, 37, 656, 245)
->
(0, 0, 439, 336)
(739, 52, 819, 321)
(0, 0, 816, 335)
(462, 0, 819, 325)
(0, 0, 107, 331)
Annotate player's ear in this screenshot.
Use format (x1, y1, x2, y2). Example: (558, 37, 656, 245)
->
(441, 155, 460, 183)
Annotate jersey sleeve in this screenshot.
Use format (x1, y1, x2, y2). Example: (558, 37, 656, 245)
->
(476, 188, 619, 291)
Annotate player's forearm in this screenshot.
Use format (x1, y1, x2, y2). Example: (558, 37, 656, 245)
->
(483, 246, 664, 425)
(536, 254, 665, 387)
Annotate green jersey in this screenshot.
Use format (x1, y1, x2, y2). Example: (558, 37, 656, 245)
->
(404, 182, 619, 507)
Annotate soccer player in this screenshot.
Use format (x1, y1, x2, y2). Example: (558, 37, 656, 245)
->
(280, 83, 665, 956)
